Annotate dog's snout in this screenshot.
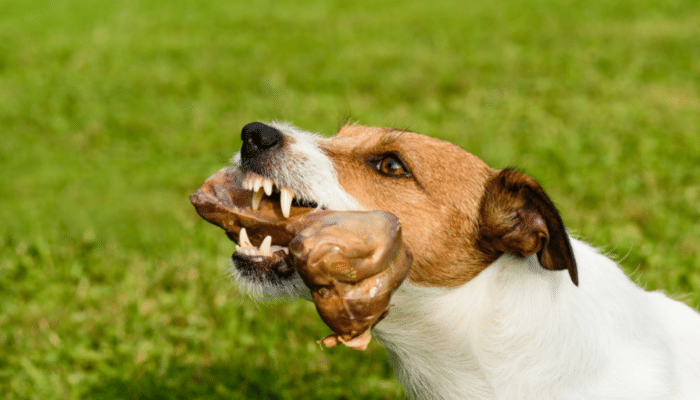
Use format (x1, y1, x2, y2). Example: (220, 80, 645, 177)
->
(241, 122, 283, 160)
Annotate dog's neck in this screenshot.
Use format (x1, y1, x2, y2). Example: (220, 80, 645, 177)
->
(373, 278, 498, 399)
(373, 238, 669, 400)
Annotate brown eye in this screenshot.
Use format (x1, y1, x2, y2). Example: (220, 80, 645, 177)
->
(377, 155, 409, 177)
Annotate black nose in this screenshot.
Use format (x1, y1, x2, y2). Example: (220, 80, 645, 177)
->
(240, 122, 283, 161)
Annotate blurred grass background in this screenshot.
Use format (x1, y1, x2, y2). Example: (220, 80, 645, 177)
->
(1, 0, 699, 398)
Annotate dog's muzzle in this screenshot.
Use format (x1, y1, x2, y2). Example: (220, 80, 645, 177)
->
(189, 122, 323, 284)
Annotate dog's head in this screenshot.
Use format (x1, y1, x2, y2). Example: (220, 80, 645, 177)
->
(191, 121, 577, 298)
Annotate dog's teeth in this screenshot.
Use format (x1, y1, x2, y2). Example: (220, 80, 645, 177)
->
(259, 236, 272, 257)
(263, 178, 274, 196)
(251, 188, 264, 210)
(253, 177, 263, 193)
(239, 228, 253, 247)
(280, 187, 293, 219)
(243, 172, 253, 191)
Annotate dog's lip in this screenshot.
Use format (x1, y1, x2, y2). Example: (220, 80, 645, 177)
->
(231, 248, 296, 280)
(189, 166, 327, 247)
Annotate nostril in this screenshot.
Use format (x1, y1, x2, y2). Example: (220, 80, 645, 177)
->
(241, 122, 283, 151)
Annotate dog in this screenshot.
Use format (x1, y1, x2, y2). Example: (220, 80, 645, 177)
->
(222, 121, 700, 399)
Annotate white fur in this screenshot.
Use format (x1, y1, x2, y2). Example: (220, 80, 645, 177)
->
(228, 259, 312, 300)
(232, 122, 700, 399)
(374, 239, 700, 399)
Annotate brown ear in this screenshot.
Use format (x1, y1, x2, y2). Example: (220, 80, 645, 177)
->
(477, 169, 578, 286)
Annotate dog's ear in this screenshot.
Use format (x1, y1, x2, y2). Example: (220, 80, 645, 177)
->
(477, 169, 578, 286)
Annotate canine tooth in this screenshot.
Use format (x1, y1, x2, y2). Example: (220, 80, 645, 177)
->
(260, 236, 272, 257)
(280, 187, 293, 218)
(251, 188, 264, 210)
(239, 228, 253, 247)
(263, 178, 274, 196)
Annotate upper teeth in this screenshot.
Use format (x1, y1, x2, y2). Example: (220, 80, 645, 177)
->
(242, 171, 297, 218)
(279, 187, 293, 219)
(263, 179, 273, 196)
(251, 189, 264, 211)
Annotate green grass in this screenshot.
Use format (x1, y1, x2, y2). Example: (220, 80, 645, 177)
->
(2, 0, 699, 398)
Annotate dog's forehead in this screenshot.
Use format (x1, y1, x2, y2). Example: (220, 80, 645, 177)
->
(327, 125, 452, 156)
(334, 124, 389, 139)
(326, 124, 403, 151)
(327, 124, 493, 183)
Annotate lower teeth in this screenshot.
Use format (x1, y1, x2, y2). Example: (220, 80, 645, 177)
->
(236, 246, 263, 257)
(237, 229, 274, 257)
(235, 244, 288, 258)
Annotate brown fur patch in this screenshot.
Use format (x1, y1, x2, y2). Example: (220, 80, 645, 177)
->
(318, 125, 577, 287)
(319, 125, 495, 286)
(477, 169, 578, 285)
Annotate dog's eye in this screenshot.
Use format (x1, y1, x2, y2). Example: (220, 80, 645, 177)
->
(376, 154, 410, 177)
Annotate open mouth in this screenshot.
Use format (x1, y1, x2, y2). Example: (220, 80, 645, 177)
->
(189, 167, 326, 282)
